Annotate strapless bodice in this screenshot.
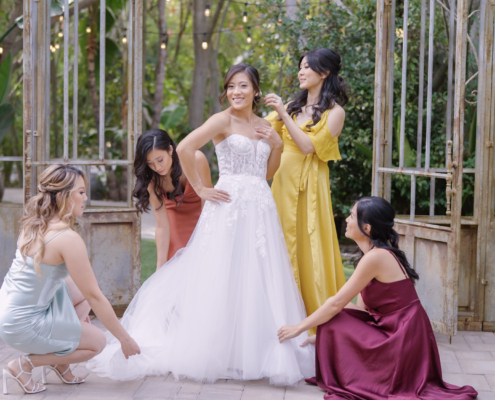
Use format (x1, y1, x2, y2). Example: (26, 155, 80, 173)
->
(215, 134, 271, 180)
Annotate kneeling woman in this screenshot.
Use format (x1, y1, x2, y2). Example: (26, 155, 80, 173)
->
(0, 165, 140, 395)
(133, 129, 212, 268)
(278, 196, 477, 399)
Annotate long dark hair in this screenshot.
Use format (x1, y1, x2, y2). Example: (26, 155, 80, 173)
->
(133, 129, 183, 213)
(219, 63, 261, 112)
(286, 48, 348, 130)
(354, 196, 419, 282)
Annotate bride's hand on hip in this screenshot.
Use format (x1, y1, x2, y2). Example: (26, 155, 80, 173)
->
(264, 93, 287, 116)
(254, 126, 282, 150)
(197, 185, 230, 205)
(277, 324, 302, 343)
(121, 336, 141, 359)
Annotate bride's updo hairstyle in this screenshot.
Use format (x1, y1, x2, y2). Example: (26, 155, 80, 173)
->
(20, 164, 86, 275)
(287, 48, 348, 130)
(355, 196, 419, 282)
(133, 129, 183, 213)
(219, 63, 261, 112)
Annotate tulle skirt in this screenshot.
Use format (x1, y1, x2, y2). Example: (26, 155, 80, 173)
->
(87, 175, 315, 385)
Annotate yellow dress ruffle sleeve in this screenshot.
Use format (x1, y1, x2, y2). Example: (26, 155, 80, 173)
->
(266, 110, 346, 335)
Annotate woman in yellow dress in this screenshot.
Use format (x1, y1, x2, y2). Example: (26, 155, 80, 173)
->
(261, 48, 348, 334)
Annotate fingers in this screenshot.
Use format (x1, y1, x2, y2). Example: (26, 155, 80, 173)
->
(301, 339, 310, 347)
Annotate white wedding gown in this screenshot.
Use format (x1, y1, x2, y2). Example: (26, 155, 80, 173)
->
(87, 134, 315, 385)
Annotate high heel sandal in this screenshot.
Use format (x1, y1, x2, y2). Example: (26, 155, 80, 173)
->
(41, 365, 85, 385)
(2, 355, 46, 395)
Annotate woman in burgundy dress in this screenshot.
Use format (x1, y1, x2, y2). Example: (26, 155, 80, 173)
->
(133, 129, 214, 267)
(278, 196, 477, 399)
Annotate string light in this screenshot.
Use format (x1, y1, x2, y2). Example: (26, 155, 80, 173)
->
(55, 43, 60, 49)
(161, 39, 166, 49)
(86, 25, 91, 33)
(59, 15, 63, 22)
(58, 31, 63, 37)
(204, 3, 210, 17)
(246, 27, 252, 43)
(242, 4, 248, 23)
(0, 47, 3, 55)
(122, 34, 127, 44)
(202, 33, 208, 50)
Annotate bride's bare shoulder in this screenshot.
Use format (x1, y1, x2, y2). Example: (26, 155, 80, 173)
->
(254, 115, 271, 127)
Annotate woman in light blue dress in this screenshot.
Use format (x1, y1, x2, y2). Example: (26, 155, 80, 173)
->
(0, 164, 140, 395)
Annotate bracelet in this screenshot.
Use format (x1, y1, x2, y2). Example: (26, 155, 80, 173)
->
(190, 178, 202, 187)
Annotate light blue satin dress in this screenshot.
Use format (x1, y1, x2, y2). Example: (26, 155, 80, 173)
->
(0, 229, 81, 355)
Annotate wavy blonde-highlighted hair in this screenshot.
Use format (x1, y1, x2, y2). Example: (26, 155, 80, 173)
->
(20, 164, 86, 275)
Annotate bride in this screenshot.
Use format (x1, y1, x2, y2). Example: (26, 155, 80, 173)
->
(87, 64, 315, 385)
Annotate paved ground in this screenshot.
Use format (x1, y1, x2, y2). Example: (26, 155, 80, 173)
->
(1, 322, 495, 399)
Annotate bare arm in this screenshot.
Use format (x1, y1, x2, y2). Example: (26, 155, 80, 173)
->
(60, 232, 140, 358)
(148, 181, 171, 270)
(278, 253, 380, 342)
(177, 114, 230, 204)
(254, 120, 283, 180)
(264, 94, 314, 154)
(195, 150, 213, 209)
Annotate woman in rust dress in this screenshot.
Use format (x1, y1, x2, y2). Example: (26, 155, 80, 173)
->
(277, 196, 477, 400)
(133, 129, 212, 267)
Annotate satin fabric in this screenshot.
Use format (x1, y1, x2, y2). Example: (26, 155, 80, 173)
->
(0, 248, 81, 356)
(307, 274, 478, 399)
(266, 110, 346, 335)
(164, 180, 202, 260)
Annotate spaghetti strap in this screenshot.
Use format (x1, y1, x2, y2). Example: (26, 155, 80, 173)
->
(45, 228, 71, 245)
(386, 249, 409, 279)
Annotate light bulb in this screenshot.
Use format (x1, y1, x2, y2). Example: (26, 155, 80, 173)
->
(242, 11, 248, 23)
(122, 35, 127, 44)
(55, 43, 60, 49)
(204, 4, 210, 17)
(247, 35, 251, 43)
(161, 40, 166, 49)
(59, 15, 63, 22)
(58, 31, 63, 37)
(202, 40, 208, 50)
(50, 45, 56, 53)
(0, 47, 3, 55)
(106, 141, 112, 148)
(86, 25, 91, 33)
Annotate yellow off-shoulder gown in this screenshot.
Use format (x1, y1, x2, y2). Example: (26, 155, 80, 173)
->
(266, 110, 346, 335)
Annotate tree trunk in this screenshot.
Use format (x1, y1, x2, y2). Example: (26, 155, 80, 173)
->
(188, 0, 226, 129)
(188, 0, 210, 130)
(151, 0, 168, 129)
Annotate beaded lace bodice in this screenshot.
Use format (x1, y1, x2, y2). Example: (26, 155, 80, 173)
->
(215, 134, 271, 179)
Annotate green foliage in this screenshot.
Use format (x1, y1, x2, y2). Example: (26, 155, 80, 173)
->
(0, 53, 12, 104)
(160, 104, 188, 132)
(0, 103, 14, 143)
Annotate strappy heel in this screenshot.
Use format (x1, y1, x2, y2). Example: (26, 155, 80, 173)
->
(2, 355, 46, 395)
(41, 364, 84, 385)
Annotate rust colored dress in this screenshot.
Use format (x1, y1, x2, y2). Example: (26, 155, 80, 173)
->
(164, 181, 202, 260)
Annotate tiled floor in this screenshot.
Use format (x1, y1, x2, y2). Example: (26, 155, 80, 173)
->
(1, 326, 495, 399)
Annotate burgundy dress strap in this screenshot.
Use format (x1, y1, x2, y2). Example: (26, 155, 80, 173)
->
(386, 249, 409, 280)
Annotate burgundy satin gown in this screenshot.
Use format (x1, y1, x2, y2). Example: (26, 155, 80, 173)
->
(306, 252, 478, 400)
